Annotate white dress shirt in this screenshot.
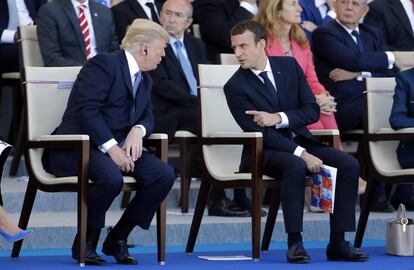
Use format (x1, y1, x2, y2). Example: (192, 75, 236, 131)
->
(250, 58, 305, 157)
(98, 50, 147, 153)
(240, 1, 258, 15)
(314, 0, 336, 20)
(1, 0, 33, 43)
(71, 0, 98, 58)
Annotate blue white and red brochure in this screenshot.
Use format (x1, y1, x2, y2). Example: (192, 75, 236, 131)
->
(311, 164, 337, 214)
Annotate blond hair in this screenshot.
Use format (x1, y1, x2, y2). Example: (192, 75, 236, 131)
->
(121, 19, 169, 53)
(254, 0, 309, 49)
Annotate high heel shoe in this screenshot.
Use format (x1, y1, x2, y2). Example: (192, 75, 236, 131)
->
(0, 229, 33, 242)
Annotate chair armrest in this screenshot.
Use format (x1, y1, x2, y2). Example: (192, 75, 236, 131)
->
(200, 132, 262, 145)
(208, 131, 262, 138)
(147, 133, 168, 140)
(145, 133, 168, 162)
(174, 130, 197, 138)
(28, 134, 89, 149)
(310, 129, 340, 136)
(370, 127, 414, 141)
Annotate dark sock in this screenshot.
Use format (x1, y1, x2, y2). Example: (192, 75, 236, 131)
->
(233, 188, 247, 203)
(108, 216, 135, 241)
(329, 231, 345, 245)
(287, 232, 302, 247)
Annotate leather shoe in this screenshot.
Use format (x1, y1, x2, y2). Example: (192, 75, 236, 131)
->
(208, 198, 251, 217)
(370, 196, 394, 212)
(102, 238, 137, 265)
(71, 236, 106, 265)
(233, 197, 267, 217)
(287, 241, 311, 264)
(326, 241, 369, 262)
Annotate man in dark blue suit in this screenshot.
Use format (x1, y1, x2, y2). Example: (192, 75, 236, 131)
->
(224, 20, 368, 264)
(36, 0, 119, 67)
(42, 19, 175, 265)
(300, 0, 335, 40)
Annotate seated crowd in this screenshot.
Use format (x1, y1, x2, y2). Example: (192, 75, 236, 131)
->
(0, 0, 414, 266)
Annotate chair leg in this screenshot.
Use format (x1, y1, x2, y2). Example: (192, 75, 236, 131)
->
(251, 183, 263, 261)
(9, 105, 25, 176)
(120, 192, 132, 209)
(261, 187, 280, 251)
(354, 176, 376, 248)
(179, 138, 191, 213)
(185, 180, 211, 254)
(156, 199, 166, 264)
(11, 179, 37, 258)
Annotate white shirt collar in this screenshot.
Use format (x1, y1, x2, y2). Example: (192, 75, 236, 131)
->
(314, 0, 327, 8)
(124, 50, 141, 78)
(71, 0, 89, 9)
(138, 0, 154, 6)
(250, 58, 272, 76)
(168, 35, 185, 47)
(335, 19, 360, 35)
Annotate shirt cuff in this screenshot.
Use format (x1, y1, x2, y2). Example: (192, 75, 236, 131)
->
(240, 1, 258, 15)
(1, 30, 16, 43)
(134, 125, 146, 137)
(357, 71, 372, 81)
(98, 138, 118, 153)
(275, 112, 289, 129)
(294, 146, 305, 157)
(385, 51, 395, 69)
(327, 10, 337, 19)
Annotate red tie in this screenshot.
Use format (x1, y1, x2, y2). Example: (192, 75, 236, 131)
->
(78, 5, 91, 60)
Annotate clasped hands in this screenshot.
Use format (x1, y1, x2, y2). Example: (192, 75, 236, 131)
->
(107, 127, 144, 173)
(316, 92, 336, 115)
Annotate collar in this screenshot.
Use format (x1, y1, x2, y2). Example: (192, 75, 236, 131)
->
(335, 19, 360, 35)
(314, 0, 327, 8)
(71, 0, 89, 9)
(124, 50, 141, 77)
(138, 0, 155, 6)
(250, 58, 272, 76)
(168, 35, 185, 46)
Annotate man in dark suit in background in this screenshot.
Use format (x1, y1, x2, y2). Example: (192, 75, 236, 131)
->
(42, 19, 175, 265)
(364, 0, 414, 51)
(300, 0, 336, 41)
(36, 0, 119, 67)
(225, 19, 368, 264)
(193, 0, 258, 63)
(112, 0, 164, 41)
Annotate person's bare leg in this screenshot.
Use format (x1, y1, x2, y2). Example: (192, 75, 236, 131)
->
(0, 205, 21, 235)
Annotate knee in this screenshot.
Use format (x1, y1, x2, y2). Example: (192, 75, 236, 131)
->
(341, 154, 360, 177)
(94, 175, 123, 196)
(163, 164, 176, 189)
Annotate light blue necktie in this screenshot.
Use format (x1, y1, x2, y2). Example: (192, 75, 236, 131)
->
(131, 71, 141, 119)
(174, 40, 197, 96)
(7, 0, 19, 30)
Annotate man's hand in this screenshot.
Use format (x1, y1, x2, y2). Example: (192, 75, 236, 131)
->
(394, 51, 414, 71)
(300, 150, 323, 173)
(246, 110, 281, 127)
(123, 126, 144, 161)
(329, 68, 360, 82)
(301, 21, 318, 33)
(107, 145, 135, 173)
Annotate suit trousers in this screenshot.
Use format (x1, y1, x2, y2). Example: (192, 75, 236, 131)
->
(43, 147, 175, 229)
(263, 138, 359, 233)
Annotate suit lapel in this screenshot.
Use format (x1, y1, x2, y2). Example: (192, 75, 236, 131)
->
(120, 51, 134, 96)
(166, 44, 187, 80)
(184, 35, 199, 80)
(61, 0, 86, 57)
(127, 0, 150, 19)
(243, 68, 279, 110)
(89, 2, 101, 53)
(131, 72, 150, 123)
(390, 0, 414, 38)
(333, 21, 360, 53)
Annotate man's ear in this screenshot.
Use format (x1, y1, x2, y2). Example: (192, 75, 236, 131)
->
(362, 4, 370, 18)
(257, 39, 267, 50)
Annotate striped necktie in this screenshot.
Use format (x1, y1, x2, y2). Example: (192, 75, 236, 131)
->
(78, 5, 91, 60)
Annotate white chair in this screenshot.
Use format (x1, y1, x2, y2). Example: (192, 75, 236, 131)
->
(354, 77, 414, 248)
(185, 64, 280, 261)
(11, 67, 168, 265)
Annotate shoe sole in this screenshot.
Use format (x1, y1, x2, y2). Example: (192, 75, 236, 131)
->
(10, 231, 33, 242)
(327, 256, 369, 262)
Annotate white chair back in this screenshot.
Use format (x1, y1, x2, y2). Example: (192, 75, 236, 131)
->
(219, 53, 238, 65)
(20, 25, 44, 67)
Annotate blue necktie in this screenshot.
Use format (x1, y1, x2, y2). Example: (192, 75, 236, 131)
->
(174, 40, 197, 96)
(351, 30, 364, 52)
(131, 71, 141, 119)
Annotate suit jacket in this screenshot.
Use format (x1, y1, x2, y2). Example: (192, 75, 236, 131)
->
(224, 56, 319, 169)
(112, 0, 164, 41)
(312, 21, 394, 114)
(53, 50, 153, 148)
(364, 0, 414, 51)
(36, 0, 119, 67)
(193, 0, 254, 63)
(389, 68, 414, 164)
(299, 0, 334, 40)
(148, 34, 207, 138)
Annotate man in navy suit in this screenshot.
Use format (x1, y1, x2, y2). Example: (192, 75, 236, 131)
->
(112, 0, 164, 41)
(36, 0, 119, 67)
(225, 20, 368, 264)
(42, 19, 175, 265)
(300, 0, 336, 40)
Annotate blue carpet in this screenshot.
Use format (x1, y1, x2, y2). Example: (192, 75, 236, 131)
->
(0, 241, 413, 270)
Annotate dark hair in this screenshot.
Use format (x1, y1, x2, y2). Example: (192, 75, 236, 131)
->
(230, 20, 267, 43)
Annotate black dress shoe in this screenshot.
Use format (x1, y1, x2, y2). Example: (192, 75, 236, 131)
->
(370, 196, 394, 212)
(102, 238, 138, 265)
(208, 198, 251, 217)
(287, 241, 311, 264)
(72, 237, 106, 265)
(233, 197, 267, 217)
(326, 241, 369, 262)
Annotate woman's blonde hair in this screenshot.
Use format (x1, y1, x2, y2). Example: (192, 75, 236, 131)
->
(121, 19, 169, 53)
(254, 0, 309, 49)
